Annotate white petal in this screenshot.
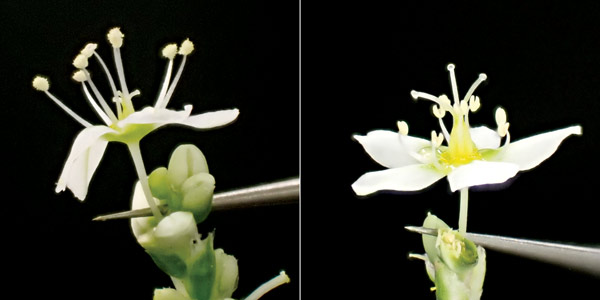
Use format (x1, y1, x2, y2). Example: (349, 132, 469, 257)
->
(354, 130, 430, 168)
(470, 126, 500, 149)
(352, 164, 445, 196)
(55, 126, 115, 200)
(117, 105, 193, 127)
(447, 160, 520, 192)
(494, 126, 581, 171)
(178, 108, 240, 129)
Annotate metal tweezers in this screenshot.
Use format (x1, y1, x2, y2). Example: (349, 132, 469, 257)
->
(93, 177, 299, 221)
(405, 226, 600, 277)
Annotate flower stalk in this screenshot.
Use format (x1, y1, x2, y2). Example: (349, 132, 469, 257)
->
(459, 188, 469, 234)
(128, 141, 163, 219)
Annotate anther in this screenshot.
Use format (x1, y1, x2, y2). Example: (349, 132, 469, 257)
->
(432, 105, 446, 119)
(72, 70, 87, 82)
(32, 76, 50, 92)
(397, 121, 409, 135)
(431, 131, 444, 148)
(162, 44, 178, 60)
(469, 95, 481, 112)
(107, 27, 124, 48)
(495, 107, 507, 126)
(178, 39, 194, 55)
(73, 54, 89, 69)
(81, 43, 98, 58)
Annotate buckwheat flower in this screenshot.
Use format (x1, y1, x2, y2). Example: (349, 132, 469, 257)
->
(352, 64, 581, 232)
(33, 28, 239, 218)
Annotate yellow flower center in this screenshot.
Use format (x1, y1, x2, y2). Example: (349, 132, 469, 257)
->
(439, 117, 482, 167)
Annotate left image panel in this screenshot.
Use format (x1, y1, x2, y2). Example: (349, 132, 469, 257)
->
(1, 1, 299, 299)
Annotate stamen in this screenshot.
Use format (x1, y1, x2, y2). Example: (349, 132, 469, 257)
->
(92, 52, 119, 98)
(447, 64, 460, 105)
(178, 39, 194, 55)
(82, 83, 113, 126)
(160, 54, 187, 109)
(462, 73, 487, 103)
(32, 76, 49, 91)
(83, 70, 118, 123)
(80, 43, 98, 58)
(72, 70, 87, 83)
(431, 131, 444, 148)
(32, 76, 93, 128)
(73, 54, 89, 69)
(495, 107, 510, 138)
(162, 44, 178, 60)
(397, 121, 409, 135)
(244, 271, 290, 300)
(432, 105, 446, 119)
(411, 91, 454, 113)
(469, 95, 481, 112)
(154, 44, 177, 109)
(107, 28, 124, 48)
(107, 28, 133, 113)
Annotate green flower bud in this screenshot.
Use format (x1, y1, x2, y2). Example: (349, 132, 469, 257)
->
(436, 229, 478, 274)
(168, 144, 209, 189)
(417, 213, 486, 300)
(149, 167, 173, 202)
(181, 173, 215, 223)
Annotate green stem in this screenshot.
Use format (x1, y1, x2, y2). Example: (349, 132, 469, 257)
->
(458, 188, 469, 234)
(127, 141, 163, 220)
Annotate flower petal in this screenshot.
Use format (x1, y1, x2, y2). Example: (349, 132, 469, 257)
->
(494, 125, 582, 171)
(178, 108, 240, 129)
(470, 126, 500, 149)
(352, 164, 445, 196)
(354, 130, 431, 168)
(55, 126, 115, 200)
(117, 105, 192, 127)
(447, 160, 519, 192)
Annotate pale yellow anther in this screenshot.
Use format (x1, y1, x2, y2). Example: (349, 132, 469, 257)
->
(162, 44, 178, 59)
(439, 95, 452, 108)
(431, 131, 444, 148)
(432, 105, 446, 119)
(107, 27, 124, 48)
(81, 43, 98, 58)
(498, 122, 510, 137)
(397, 121, 409, 135)
(495, 107, 507, 127)
(72, 70, 87, 82)
(469, 95, 481, 112)
(178, 39, 194, 55)
(32, 76, 50, 92)
(73, 54, 89, 69)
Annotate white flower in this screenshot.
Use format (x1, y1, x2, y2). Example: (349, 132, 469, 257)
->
(352, 64, 581, 196)
(34, 28, 239, 201)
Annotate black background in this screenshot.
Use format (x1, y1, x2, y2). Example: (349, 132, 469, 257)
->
(302, 1, 599, 299)
(1, 0, 298, 299)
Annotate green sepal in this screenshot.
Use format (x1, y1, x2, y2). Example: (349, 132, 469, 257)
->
(148, 252, 188, 278)
(422, 212, 450, 264)
(149, 167, 174, 205)
(184, 233, 217, 300)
